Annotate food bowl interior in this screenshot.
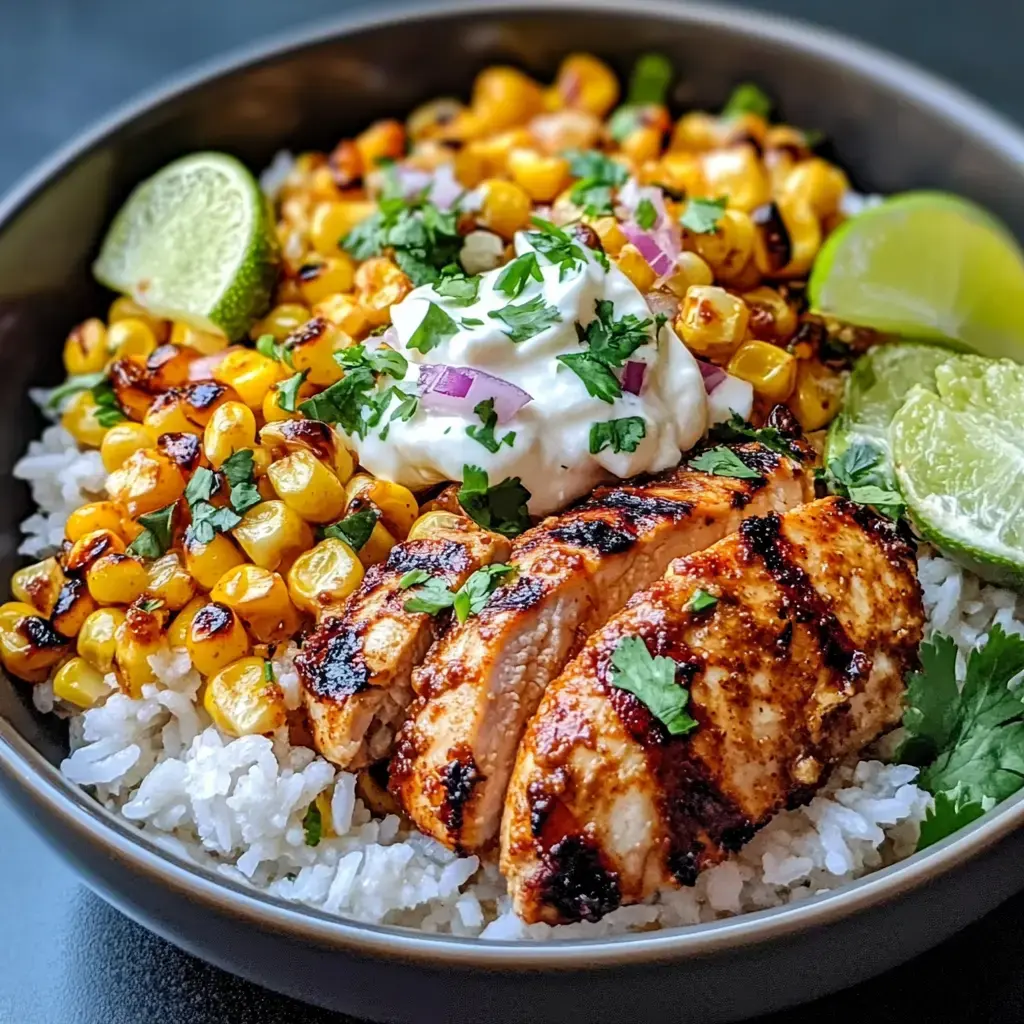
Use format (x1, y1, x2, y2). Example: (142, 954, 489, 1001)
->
(3, 0, 1024, 942)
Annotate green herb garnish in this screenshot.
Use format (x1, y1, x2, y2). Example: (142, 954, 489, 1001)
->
(680, 196, 729, 234)
(495, 252, 543, 299)
(821, 441, 905, 519)
(609, 635, 698, 736)
(46, 372, 107, 410)
(524, 216, 588, 278)
(402, 563, 515, 623)
(687, 589, 718, 613)
(407, 302, 459, 354)
(565, 150, 628, 217)
(635, 198, 658, 230)
(722, 82, 772, 120)
(263, 660, 275, 682)
(709, 412, 806, 460)
(589, 416, 646, 455)
(606, 54, 674, 142)
(457, 464, 531, 537)
(436, 271, 481, 306)
(137, 598, 165, 614)
(466, 398, 515, 453)
(303, 803, 323, 847)
(127, 503, 177, 559)
(688, 446, 762, 480)
(488, 294, 562, 344)
(336, 344, 409, 379)
(276, 370, 308, 413)
(323, 507, 379, 551)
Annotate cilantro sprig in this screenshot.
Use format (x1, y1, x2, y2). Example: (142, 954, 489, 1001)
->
(722, 82, 772, 120)
(127, 503, 177, 559)
(457, 464, 531, 537)
(607, 54, 674, 142)
(323, 507, 379, 551)
(709, 412, 806, 460)
(488, 294, 562, 344)
(609, 636, 698, 736)
(688, 446, 762, 480)
(495, 252, 544, 299)
(820, 441, 905, 519)
(565, 150, 628, 217)
(400, 563, 515, 622)
(589, 416, 646, 455)
(466, 399, 515, 453)
(680, 196, 729, 234)
(407, 302, 459, 354)
(524, 217, 588, 279)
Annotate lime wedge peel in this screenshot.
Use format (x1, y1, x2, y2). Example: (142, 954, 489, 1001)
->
(93, 152, 278, 342)
(809, 192, 1024, 361)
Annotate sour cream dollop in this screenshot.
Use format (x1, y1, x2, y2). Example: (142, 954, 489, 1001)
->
(349, 232, 708, 515)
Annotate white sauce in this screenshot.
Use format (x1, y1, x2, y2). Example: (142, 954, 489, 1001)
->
(349, 232, 709, 516)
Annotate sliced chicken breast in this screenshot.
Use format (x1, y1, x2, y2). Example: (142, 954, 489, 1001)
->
(296, 520, 510, 769)
(391, 440, 815, 853)
(502, 497, 923, 925)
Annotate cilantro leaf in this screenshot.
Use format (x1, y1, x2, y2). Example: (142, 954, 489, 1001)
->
(609, 636, 697, 736)
(276, 370, 309, 413)
(436, 272, 481, 306)
(457, 464, 532, 537)
(524, 217, 587, 277)
(589, 416, 646, 455)
(323, 507, 379, 551)
(565, 150, 628, 218)
(687, 589, 718, 613)
(688, 446, 762, 479)
(46, 371, 107, 410)
(184, 466, 217, 507)
(399, 569, 430, 590)
(488, 294, 562, 344)
(466, 398, 515, 453)
(680, 196, 729, 234)
(336, 343, 409, 379)
(495, 253, 543, 299)
(220, 449, 262, 515)
(299, 365, 378, 437)
(303, 803, 323, 847)
(558, 354, 622, 403)
(127, 502, 177, 559)
(408, 302, 459, 354)
(635, 198, 658, 230)
(722, 82, 772, 120)
(822, 440, 905, 519)
(626, 53, 673, 106)
(91, 378, 126, 428)
(263, 660, 275, 682)
(189, 501, 243, 545)
(402, 576, 458, 616)
(402, 563, 515, 622)
(709, 412, 806, 460)
(916, 787, 987, 851)
(137, 598, 164, 614)
(256, 332, 294, 366)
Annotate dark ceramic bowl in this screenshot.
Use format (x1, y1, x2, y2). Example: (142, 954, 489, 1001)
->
(2, 2, 1024, 1021)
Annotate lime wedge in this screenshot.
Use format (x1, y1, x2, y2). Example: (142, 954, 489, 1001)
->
(809, 192, 1024, 360)
(890, 354, 1024, 587)
(93, 152, 278, 341)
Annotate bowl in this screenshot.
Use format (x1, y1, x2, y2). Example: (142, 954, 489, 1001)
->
(3, 2, 1024, 1021)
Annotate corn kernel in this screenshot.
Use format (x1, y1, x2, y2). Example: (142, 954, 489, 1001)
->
(406, 511, 465, 542)
(0, 603, 68, 682)
(181, 380, 238, 427)
(213, 349, 285, 409)
(167, 595, 207, 649)
(203, 401, 257, 469)
(170, 321, 228, 355)
(232, 500, 314, 573)
(186, 602, 250, 677)
(297, 255, 357, 307)
(182, 531, 246, 590)
(282, 317, 345, 387)
(742, 286, 799, 343)
(267, 451, 346, 524)
(144, 391, 202, 437)
(407, 97, 466, 140)
(357, 521, 396, 568)
(615, 244, 658, 293)
(11, 557, 65, 616)
(211, 564, 298, 643)
(727, 340, 798, 403)
(353, 258, 412, 327)
(701, 147, 771, 212)
(344, 476, 418, 539)
(113, 607, 164, 697)
(86, 552, 149, 606)
(661, 251, 714, 298)
(780, 158, 849, 220)
(790, 360, 844, 431)
(529, 110, 603, 155)
(471, 66, 544, 132)
(66, 529, 126, 573)
(309, 201, 376, 258)
(676, 286, 750, 362)
(553, 53, 619, 116)
(312, 293, 369, 339)
(53, 657, 114, 709)
(692, 209, 756, 282)
(60, 390, 108, 448)
(107, 357, 154, 422)
(752, 198, 822, 279)
(107, 318, 157, 361)
(145, 552, 196, 611)
(146, 343, 196, 390)
(251, 302, 312, 342)
(286, 538, 364, 616)
(355, 119, 406, 172)
(100, 422, 157, 473)
(591, 217, 628, 257)
(476, 179, 532, 239)
(507, 148, 570, 202)
(203, 656, 286, 737)
(620, 125, 664, 165)
(50, 576, 98, 638)
(77, 607, 126, 672)
(62, 318, 107, 375)
(106, 448, 186, 518)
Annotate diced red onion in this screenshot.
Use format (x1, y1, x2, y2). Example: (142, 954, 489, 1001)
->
(622, 223, 675, 277)
(187, 346, 242, 381)
(392, 163, 471, 212)
(644, 290, 680, 321)
(419, 364, 532, 422)
(622, 360, 647, 395)
(698, 360, 727, 394)
(618, 178, 682, 280)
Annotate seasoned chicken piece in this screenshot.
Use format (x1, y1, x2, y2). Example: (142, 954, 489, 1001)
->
(296, 520, 510, 769)
(502, 497, 923, 925)
(391, 441, 815, 853)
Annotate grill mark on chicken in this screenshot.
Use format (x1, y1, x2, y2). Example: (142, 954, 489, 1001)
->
(536, 835, 622, 923)
(296, 623, 371, 699)
(593, 489, 694, 525)
(548, 518, 636, 555)
(438, 748, 482, 841)
(384, 540, 470, 578)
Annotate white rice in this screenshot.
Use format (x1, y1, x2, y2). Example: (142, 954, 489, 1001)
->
(13, 419, 1021, 939)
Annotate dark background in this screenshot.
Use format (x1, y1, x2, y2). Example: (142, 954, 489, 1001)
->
(2, 1, 1024, 1021)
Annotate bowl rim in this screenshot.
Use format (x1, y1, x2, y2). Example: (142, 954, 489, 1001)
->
(3, 0, 1024, 970)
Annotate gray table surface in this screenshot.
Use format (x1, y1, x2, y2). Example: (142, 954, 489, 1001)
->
(3, 1, 1024, 1021)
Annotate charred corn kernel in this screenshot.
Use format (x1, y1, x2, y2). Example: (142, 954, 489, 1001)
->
(11, 557, 64, 617)
(60, 390, 108, 448)
(53, 657, 113, 709)
(345, 476, 418, 539)
(100, 422, 157, 473)
(676, 286, 750, 361)
(282, 318, 345, 386)
(203, 401, 257, 469)
(144, 392, 202, 437)
(355, 521, 395, 568)
(145, 345, 195, 390)
(63, 318, 107, 375)
(742, 286, 799, 342)
(286, 538, 364, 617)
(553, 53, 619, 116)
(781, 158, 849, 220)
(182, 531, 246, 590)
(656, 151, 706, 198)
(752, 197, 822, 279)
(267, 450, 346, 524)
(251, 302, 311, 342)
(211, 349, 285, 409)
(529, 109, 603, 155)
(692, 209, 756, 281)
(477, 179, 532, 239)
(353, 258, 413, 327)
(406, 511, 464, 542)
(107, 357, 154, 422)
(407, 97, 466, 140)
(86, 552, 149, 606)
(203, 656, 286, 737)
(77, 607, 126, 672)
(211, 564, 298, 643)
(309, 201, 376, 258)
(297, 255, 357, 307)
(615, 244, 658, 293)
(669, 111, 720, 152)
(181, 380, 237, 427)
(0, 604, 68, 683)
(145, 552, 196, 611)
(170, 321, 228, 355)
(50, 577, 98, 638)
(507, 148, 570, 202)
(312, 293, 369, 338)
(106, 318, 157, 361)
(113, 611, 163, 697)
(701, 147, 771, 213)
(590, 217, 628, 257)
(354, 118, 405, 171)
(471, 66, 544, 131)
(186, 602, 250, 677)
(790, 360, 844, 431)
(66, 529, 126, 572)
(167, 596, 206, 649)
(109, 296, 169, 343)
(262, 381, 315, 423)
(106, 448, 186, 518)
(232, 500, 314, 573)
(662, 251, 715, 298)
(727, 340, 797, 403)
(620, 125, 663, 165)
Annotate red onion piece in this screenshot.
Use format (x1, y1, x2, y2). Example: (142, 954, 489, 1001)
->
(622, 223, 675, 277)
(644, 290, 680, 321)
(418, 364, 533, 422)
(392, 163, 469, 211)
(188, 346, 242, 381)
(698, 360, 727, 394)
(622, 360, 647, 395)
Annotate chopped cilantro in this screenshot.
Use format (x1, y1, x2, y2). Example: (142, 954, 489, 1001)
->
(488, 294, 562, 344)
(407, 302, 459, 354)
(127, 503, 177, 560)
(220, 450, 262, 515)
(263, 660, 275, 682)
(822, 441, 905, 519)
(606, 54, 673, 142)
(722, 82, 772, 120)
(436, 271, 481, 306)
(635, 198, 658, 230)
(183, 463, 246, 544)
(302, 803, 323, 847)
(495, 252, 543, 298)
(189, 502, 242, 546)
(688, 446, 762, 480)
(565, 150, 628, 217)
(609, 636, 697, 736)
(255, 333, 294, 366)
(686, 589, 718, 613)
(457, 464, 531, 537)
(298, 365, 379, 437)
(680, 196, 729, 234)
(399, 569, 430, 590)
(184, 466, 217, 507)
(46, 371, 106, 410)
(137, 598, 164, 614)
(276, 370, 308, 413)
(323, 507, 379, 551)
(402, 563, 515, 623)
(91, 378, 126, 428)
(709, 412, 806, 460)
(589, 416, 646, 455)
(336, 344, 409, 379)
(466, 398, 516, 453)
(524, 216, 587, 278)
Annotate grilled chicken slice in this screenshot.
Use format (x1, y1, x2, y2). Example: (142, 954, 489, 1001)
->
(390, 441, 815, 853)
(502, 497, 923, 925)
(296, 520, 510, 769)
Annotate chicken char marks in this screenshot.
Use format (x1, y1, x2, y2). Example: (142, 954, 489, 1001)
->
(296, 520, 510, 770)
(501, 497, 924, 925)
(390, 442, 815, 854)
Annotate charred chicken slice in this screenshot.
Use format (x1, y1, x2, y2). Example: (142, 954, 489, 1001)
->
(501, 497, 924, 925)
(296, 519, 510, 769)
(390, 441, 815, 853)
